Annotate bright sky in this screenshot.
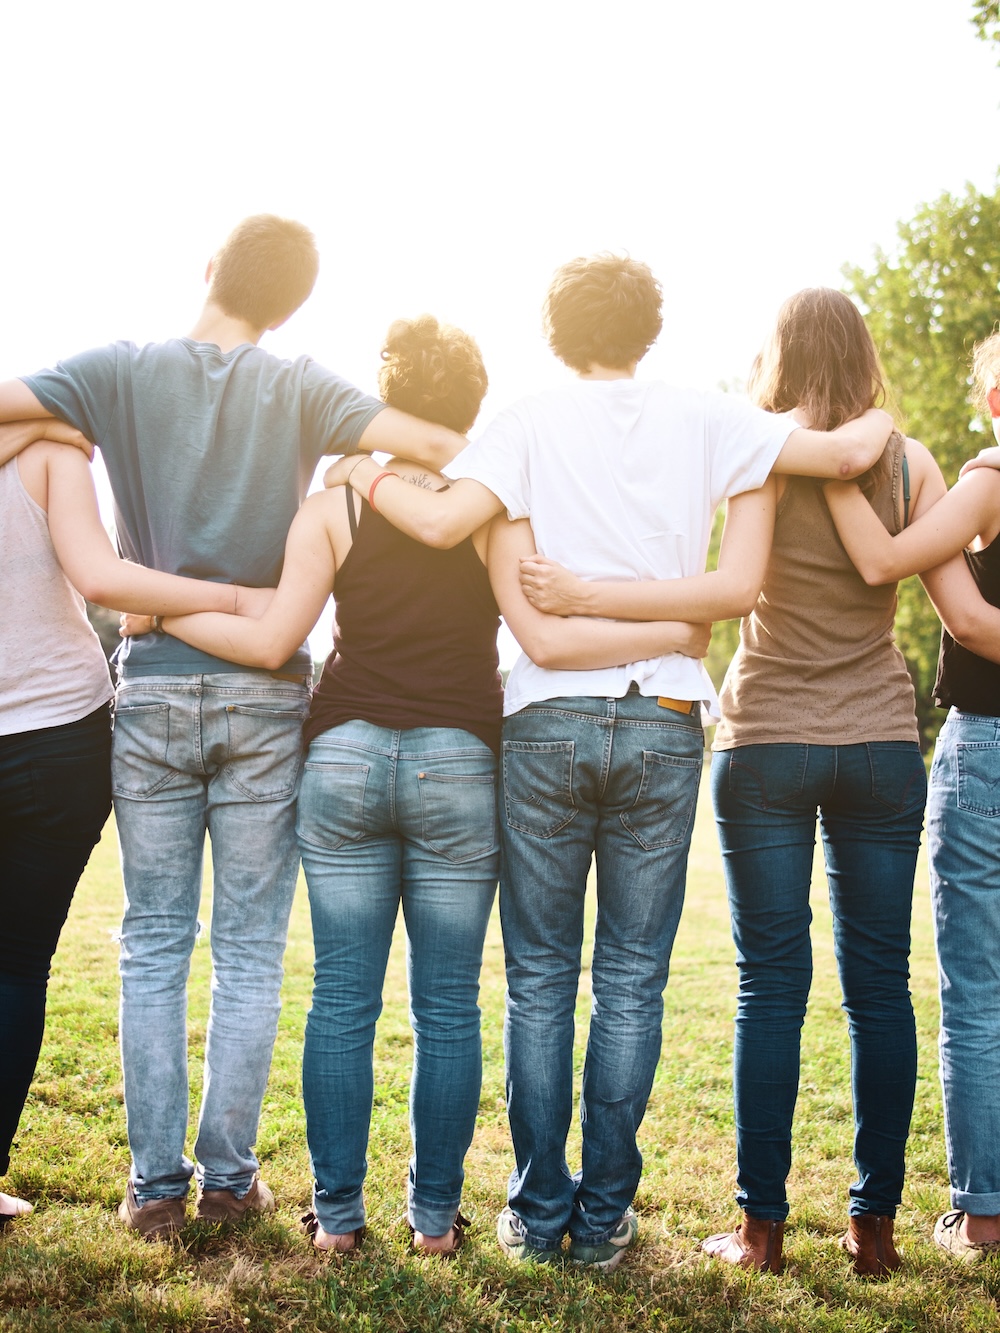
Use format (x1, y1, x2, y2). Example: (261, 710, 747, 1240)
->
(3, 0, 999, 661)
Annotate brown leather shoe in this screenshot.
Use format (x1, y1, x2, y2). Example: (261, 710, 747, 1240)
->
(702, 1214, 784, 1273)
(195, 1174, 275, 1223)
(117, 1181, 186, 1241)
(840, 1214, 901, 1277)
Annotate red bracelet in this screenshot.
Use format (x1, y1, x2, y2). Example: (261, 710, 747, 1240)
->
(368, 470, 398, 511)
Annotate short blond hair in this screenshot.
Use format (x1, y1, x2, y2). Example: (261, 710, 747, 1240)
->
(209, 215, 318, 329)
(971, 331, 1000, 417)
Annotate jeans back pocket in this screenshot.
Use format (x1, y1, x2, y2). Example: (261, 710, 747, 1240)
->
(502, 740, 576, 839)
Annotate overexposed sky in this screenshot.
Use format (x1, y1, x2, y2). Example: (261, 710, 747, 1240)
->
(3, 0, 999, 659)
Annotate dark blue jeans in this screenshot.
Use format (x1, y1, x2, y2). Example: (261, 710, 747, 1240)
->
(0, 706, 112, 1174)
(711, 742, 925, 1221)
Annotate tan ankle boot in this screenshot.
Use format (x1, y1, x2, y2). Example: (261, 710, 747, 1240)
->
(840, 1214, 900, 1277)
(702, 1214, 784, 1273)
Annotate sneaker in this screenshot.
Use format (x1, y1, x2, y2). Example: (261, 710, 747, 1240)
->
(118, 1181, 186, 1241)
(568, 1207, 639, 1271)
(496, 1206, 561, 1263)
(934, 1210, 1000, 1264)
(195, 1173, 276, 1223)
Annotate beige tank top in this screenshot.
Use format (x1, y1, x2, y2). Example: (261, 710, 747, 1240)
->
(713, 433, 918, 748)
(0, 456, 113, 736)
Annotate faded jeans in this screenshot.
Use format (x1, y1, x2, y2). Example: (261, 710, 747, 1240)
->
(929, 709, 1000, 1215)
(499, 690, 704, 1250)
(296, 721, 498, 1238)
(112, 672, 311, 1202)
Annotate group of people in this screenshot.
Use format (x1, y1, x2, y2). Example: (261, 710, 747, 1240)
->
(2, 216, 999, 1278)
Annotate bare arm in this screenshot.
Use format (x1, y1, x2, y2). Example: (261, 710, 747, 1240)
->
(0, 379, 53, 424)
(41, 445, 251, 614)
(517, 482, 776, 623)
(354, 405, 467, 472)
(771, 407, 894, 479)
(0, 417, 93, 468)
(490, 517, 711, 671)
(324, 452, 504, 548)
(824, 440, 1000, 584)
(960, 444, 1000, 477)
(921, 555, 1000, 667)
(160, 493, 337, 670)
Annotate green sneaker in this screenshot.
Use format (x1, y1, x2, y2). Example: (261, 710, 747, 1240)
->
(496, 1206, 561, 1263)
(568, 1207, 639, 1270)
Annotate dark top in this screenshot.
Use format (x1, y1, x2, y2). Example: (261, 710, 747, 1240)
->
(934, 534, 1000, 716)
(303, 493, 503, 753)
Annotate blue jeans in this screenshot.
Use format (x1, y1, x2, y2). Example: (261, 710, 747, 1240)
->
(928, 709, 1000, 1214)
(711, 742, 925, 1221)
(500, 691, 703, 1249)
(112, 672, 311, 1202)
(296, 721, 498, 1238)
(0, 705, 112, 1175)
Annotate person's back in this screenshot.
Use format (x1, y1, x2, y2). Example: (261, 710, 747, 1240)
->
(1, 216, 391, 1240)
(465, 374, 795, 714)
(715, 438, 917, 748)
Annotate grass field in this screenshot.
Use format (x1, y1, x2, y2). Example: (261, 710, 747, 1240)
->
(1, 764, 997, 1332)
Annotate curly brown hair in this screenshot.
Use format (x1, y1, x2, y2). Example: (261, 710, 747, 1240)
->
(209, 215, 318, 330)
(543, 254, 663, 373)
(377, 315, 488, 434)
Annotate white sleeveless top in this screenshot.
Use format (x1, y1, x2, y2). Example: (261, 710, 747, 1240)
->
(0, 456, 113, 736)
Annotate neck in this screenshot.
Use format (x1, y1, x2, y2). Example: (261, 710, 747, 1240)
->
(578, 361, 636, 381)
(188, 301, 265, 353)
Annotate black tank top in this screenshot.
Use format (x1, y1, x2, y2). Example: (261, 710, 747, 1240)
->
(934, 535, 1000, 716)
(303, 491, 503, 753)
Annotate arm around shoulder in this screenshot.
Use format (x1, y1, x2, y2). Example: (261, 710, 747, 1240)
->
(773, 407, 894, 480)
(355, 405, 467, 472)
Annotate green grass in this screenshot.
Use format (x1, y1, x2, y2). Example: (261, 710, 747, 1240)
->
(1, 764, 996, 1331)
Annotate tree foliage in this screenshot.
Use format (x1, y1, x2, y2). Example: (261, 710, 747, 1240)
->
(843, 179, 1000, 746)
(972, 0, 1000, 47)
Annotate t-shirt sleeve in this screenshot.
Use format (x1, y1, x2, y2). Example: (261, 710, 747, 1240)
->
(21, 345, 120, 442)
(705, 393, 799, 504)
(442, 406, 531, 519)
(300, 361, 386, 459)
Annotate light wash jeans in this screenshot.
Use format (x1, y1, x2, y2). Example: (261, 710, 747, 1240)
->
(296, 721, 498, 1238)
(112, 672, 311, 1202)
(499, 690, 703, 1250)
(712, 742, 925, 1221)
(928, 709, 1000, 1215)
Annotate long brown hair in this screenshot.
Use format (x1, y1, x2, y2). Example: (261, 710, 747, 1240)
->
(748, 288, 893, 490)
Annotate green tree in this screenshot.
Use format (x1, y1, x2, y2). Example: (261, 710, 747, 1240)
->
(973, 0, 1000, 47)
(843, 179, 1000, 746)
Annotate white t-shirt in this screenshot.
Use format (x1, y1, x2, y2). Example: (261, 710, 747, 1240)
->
(444, 378, 797, 720)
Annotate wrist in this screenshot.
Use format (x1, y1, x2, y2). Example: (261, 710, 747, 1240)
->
(352, 456, 379, 492)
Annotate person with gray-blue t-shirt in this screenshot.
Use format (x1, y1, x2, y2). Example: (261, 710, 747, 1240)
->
(0, 215, 469, 1241)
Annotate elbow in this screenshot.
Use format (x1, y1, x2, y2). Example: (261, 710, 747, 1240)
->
(414, 516, 464, 550)
(854, 556, 897, 587)
(731, 587, 761, 619)
(948, 609, 990, 657)
(73, 574, 114, 606)
(514, 626, 564, 670)
(256, 643, 293, 671)
(719, 581, 763, 620)
(836, 447, 873, 481)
